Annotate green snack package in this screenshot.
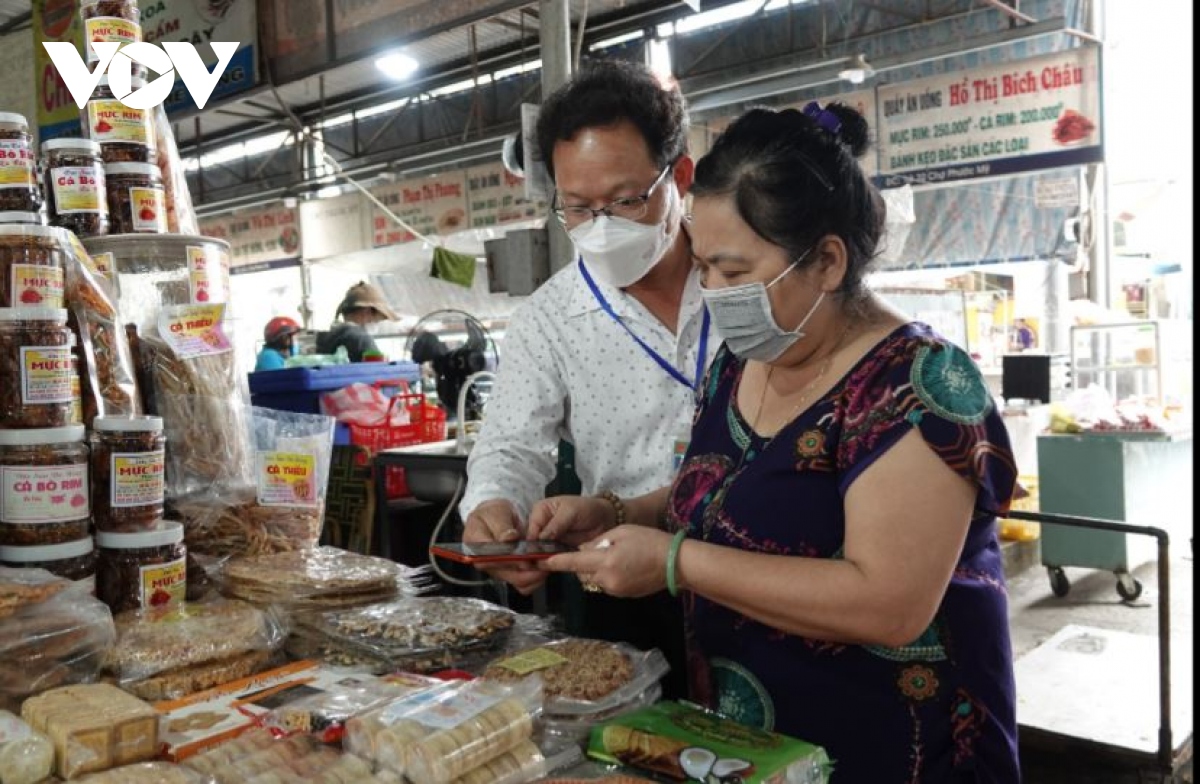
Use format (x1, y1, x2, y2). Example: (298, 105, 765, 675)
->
(587, 701, 832, 783)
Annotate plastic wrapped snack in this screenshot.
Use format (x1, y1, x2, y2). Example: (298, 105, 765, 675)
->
(102, 598, 285, 700)
(541, 683, 662, 745)
(151, 106, 198, 236)
(76, 761, 215, 783)
(0, 571, 116, 712)
(297, 597, 516, 661)
(21, 683, 158, 779)
(0, 566, 71, 619)
(219, 546, 434, 609)
(0, 710, 54, 784)
(588, 701, 832, 784)
(345, 678, 543, 784)
(62, 232, 142, 424)
(483, 640, 668, 716)
(88, 232, 252, 501)
(173, 489, 326, 558)
(261, 672, 440, 744)
(452, 740, 546, 784)
(183, 728, 401, 784)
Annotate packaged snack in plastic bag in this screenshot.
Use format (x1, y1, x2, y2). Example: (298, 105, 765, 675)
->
(0, 566, 73, 618)
(102, 598, 286, 700)
(218, 546, 434, 610)
(0, 570, 116, 712)
(182, 728, 400, 784)
(588, 701, 833, 784)
(261, 671, 441, 744)
(344, 678, 543, 784)
(296, 597, 516, 661)
(21, 683, 158, 779)
(540, 683, 661, 745)
(76, 761, 216, 783)
(88, 233, 253, 501)
(0, 709, 54, 784)
(151, 105, 198, 236)
(62, 230, 142, 424)
(483, 640, 669, 717)
(171, 407, 336, 557)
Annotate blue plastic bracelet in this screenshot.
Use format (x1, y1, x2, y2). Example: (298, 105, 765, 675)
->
(666, 529, 688, 597)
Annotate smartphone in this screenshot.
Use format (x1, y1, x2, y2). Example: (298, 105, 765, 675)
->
(430, 540, 577, 565)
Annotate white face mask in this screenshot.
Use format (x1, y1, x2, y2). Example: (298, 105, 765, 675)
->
(700, 252, 826, 363)
(567, 187, 679, 288)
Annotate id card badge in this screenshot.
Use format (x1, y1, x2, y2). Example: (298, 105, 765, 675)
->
(672, 427, 691, 474)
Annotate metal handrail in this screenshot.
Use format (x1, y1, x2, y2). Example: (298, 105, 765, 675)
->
(1006, 509, 1174, 773)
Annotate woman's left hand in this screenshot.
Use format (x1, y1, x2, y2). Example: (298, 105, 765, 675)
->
(540, 525, 675, 598)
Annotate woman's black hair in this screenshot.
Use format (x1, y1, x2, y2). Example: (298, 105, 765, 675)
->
(691, 103, 886, 307)
(536, 58, 688, 178)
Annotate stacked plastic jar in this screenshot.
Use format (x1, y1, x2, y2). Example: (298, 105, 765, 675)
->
(89, 416, 186, 612)
(0, 113, 42, 214)
(0, 426, 95, 588)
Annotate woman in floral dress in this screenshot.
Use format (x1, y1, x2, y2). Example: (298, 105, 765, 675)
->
(533, 102, 1020, 783)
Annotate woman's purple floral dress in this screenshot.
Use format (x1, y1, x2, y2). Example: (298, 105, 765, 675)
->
(666, 323, 1020, 783)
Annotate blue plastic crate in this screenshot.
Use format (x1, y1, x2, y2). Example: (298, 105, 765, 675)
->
(248, 361, 421, 416)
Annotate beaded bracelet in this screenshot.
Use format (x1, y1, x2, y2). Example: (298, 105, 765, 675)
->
(599, 491, 625, 529)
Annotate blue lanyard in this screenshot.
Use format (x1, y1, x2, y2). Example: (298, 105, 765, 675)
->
(579, 260, 710, 391)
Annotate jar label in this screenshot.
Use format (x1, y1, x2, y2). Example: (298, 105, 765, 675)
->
(188, 245, 231, 304)
(20, 346, 74, 405)
(130, 186, 166, 232)
(10, 263, 65, 308)
(257, 450, 318, 507)
(91, 251, 115, 279)
(87, 100, 149, 145)
(84, 17, 142, 63)
(0, 139, 36, 189)
(111, 450, 165, 508)
(158, 303, 233, 359)
(51, 165, 107, 214)
(71, 375, 82, 424)
(140, 555, 186, 609)
(0, 464, 89, 523)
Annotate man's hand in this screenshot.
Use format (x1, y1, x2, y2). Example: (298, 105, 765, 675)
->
(527, 495, 616, 547)
(462, 499, 546, 595)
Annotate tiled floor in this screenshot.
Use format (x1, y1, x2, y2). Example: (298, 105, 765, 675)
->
(1005, 538, 1194, 783)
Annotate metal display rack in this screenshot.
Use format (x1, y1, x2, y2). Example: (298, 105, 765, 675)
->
(1009, 509, 1191, 781)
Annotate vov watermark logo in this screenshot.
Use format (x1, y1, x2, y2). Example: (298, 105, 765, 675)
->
(43, 41, 239, 111)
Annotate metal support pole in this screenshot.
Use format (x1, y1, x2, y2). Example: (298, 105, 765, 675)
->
(1043, 258, 1069, 355)
(539, 0, 575, 275)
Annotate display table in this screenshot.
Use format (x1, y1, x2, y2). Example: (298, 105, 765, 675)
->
(1036, 430, 1193, 599)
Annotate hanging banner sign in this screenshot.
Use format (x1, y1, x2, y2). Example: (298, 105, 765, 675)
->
(876, 47, 1102, 187)
(465, 162, 545, 229)
(199, 204, 301, 273)
(370, 171, 468, 248)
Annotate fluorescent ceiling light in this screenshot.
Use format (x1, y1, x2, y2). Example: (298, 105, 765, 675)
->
(376, 52, 420, 81)
(838, 53, 875, 84)
(590, 31, 645, 51)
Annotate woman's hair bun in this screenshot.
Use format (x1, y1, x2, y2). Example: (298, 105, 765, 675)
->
(822, 102, 871, 158)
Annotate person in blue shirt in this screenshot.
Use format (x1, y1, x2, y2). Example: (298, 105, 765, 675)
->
(255, 316, 302, 371)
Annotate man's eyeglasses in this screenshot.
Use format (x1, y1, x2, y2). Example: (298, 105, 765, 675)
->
(552, 165, 673, 226)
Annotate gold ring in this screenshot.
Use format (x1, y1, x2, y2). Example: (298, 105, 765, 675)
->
(581, 579, 603, 593)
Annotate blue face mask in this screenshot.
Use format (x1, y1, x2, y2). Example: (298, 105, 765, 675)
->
(699, 249, 826, 363)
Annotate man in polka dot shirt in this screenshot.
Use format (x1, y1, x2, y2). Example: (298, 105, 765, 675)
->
(460, 59, 717, 697)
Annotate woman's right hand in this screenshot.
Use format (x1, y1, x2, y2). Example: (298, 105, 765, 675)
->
(527, 495, 616, 547)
